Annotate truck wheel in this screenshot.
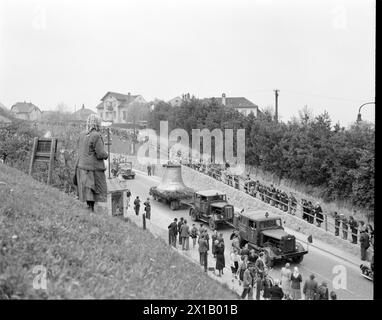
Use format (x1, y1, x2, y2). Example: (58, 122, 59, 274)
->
(170, 201, 179, 211)
(190, 209, 197, 221)
(292, 255, 304, 264)
(209, 219, 217, 230)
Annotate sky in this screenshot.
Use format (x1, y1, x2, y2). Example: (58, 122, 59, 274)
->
(0, 0, 375, 126)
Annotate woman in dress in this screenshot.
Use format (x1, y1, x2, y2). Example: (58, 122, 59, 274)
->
(215, 240, 225, 277)
(280, 262, 292, 299)
(290, 267, 303, 300)
(75, 114, 108, 212)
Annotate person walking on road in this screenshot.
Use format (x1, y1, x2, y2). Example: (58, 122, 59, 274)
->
(180, 219, 190, 250)
(290, 267, 302, 300)
(147, 165, 151, 176)
(168, 218, 178, 247)
(198, 234, 209, 272)
(303, 274, 318, 300)
(315, 281, 329, 300)
(215, 240, 225, 277)
(190, 224, 198, 248)
(269, 279, 284, 300)
(280, 263, 292, 299)
(241, 265, 254, 299)
(144, 198, 151, 219)
(230, 249, 240, 282)
(360, 230, 370, 261)
(134, 196, 141, 216)
(177, 217, 184, 245)
(211, 230, 218, 258)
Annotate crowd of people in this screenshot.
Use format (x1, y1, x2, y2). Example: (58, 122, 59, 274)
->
(183, 159, 374, 260)
(166, 221, 340, 300)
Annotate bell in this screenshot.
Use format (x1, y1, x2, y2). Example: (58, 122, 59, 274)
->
(156, 164, 189, 193)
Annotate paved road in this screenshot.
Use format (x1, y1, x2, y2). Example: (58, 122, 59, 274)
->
(120, 171, 373, 300)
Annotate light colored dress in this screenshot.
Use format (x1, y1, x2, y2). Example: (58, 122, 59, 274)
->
(280, 267, 292, 296)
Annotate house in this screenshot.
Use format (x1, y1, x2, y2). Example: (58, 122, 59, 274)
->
(96, 91, 147, 123)
(10, 101, 42, 121)
(168, 96, 183, 107)
(207, 93, 261, 117)
(72, 104, 95, 121)
(168, 93, 193, 107)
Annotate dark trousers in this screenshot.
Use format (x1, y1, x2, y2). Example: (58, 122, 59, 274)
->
(135, 206, 140, 215)
(335, 225, 340, 236)
(351, 230, 358, 244)
(343, 230, 348, 240)
(169, 234, 176, 247)
(361, 246, 368, 261)
(199, 252, 208, 271)
(241, 287, 252, 299)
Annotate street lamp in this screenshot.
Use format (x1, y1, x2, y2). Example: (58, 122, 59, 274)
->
(357, 102, 375, 123)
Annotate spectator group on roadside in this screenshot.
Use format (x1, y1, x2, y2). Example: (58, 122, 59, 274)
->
(183, 159, 374, 261)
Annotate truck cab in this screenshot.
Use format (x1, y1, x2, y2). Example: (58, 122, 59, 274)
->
(187, 190, 235, 230)
(233, 210, 307, 266)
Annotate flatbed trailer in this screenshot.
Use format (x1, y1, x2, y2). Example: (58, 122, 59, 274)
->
(149, 186, 194, 210)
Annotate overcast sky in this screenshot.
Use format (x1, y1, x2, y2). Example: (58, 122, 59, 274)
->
(0, 0, 375, 126)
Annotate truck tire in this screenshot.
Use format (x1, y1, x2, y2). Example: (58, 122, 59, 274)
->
(170, 200, 179, 211)
(209, 218, 217, 231)
(292, 255, 304, 264)
(190, 208, 197, 221)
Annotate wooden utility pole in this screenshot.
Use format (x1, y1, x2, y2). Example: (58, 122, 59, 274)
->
(105, 128, 111, 179)
(274, 89, 279, 123)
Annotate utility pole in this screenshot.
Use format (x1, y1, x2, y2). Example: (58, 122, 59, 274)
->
(274, 89, 279, 123)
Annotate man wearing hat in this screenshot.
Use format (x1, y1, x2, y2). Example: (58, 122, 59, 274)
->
(315, 281, 329, 300)
(303, 274, 318, 300)
(144, 198, 151, 220)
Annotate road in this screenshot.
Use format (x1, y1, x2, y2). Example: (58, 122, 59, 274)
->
(119, 171, 373, 300)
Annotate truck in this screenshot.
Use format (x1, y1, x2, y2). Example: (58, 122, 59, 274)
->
(233, 210, 308, 266)
(112, 161, 136, 179)
(182, 190, 235, 230)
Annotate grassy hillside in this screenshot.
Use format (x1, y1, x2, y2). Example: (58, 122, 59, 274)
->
(0, 164, 238, 299)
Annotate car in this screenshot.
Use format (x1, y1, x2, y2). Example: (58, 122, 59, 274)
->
(182, 190, 235, 230)
(233, 210, 308, 266)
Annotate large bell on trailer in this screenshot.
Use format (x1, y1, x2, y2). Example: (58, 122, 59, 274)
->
(156, 163, 188, 193)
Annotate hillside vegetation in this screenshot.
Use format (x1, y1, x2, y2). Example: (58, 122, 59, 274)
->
(0, 164, 238, 299)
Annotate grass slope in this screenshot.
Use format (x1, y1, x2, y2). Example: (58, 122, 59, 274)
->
(0, 164, 237, 299)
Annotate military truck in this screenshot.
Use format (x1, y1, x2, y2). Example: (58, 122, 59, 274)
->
(118, 161, 135, 179)
(182, 190, 235, 230)
(233, 210, 308, 266)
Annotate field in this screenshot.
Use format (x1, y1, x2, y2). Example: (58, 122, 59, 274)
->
(0, 163, 238, 299)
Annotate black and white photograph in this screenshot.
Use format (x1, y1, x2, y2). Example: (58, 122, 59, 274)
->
(0, 0, 375, 306)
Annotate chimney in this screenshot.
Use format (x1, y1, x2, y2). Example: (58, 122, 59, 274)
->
(82, 104, 85, 109)
(222, 93, 226, 106)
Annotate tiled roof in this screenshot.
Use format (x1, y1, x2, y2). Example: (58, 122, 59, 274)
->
(210, 97, 258, 109)
(11, 102, 41, 114)
(100, 92, 138, 102)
